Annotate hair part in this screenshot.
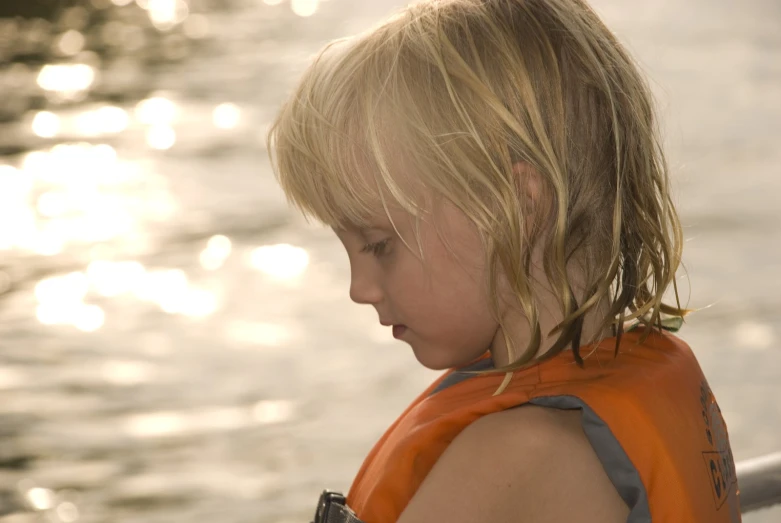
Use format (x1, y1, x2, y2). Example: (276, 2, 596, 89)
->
(267, 0, 688, 370)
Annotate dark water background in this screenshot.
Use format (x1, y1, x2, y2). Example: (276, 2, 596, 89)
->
(0, 0, 779, 521)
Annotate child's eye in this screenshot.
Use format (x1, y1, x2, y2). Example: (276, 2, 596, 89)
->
(360, 239, 390, 257)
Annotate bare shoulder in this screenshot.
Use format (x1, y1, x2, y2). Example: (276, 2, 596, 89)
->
(396, 405, 630, 523)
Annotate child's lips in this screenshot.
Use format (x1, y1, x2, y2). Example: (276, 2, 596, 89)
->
(392, 325, 407, 339)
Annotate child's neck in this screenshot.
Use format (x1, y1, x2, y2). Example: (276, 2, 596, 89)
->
(489, 301, 612, 368)
(489, 257, 613, 368)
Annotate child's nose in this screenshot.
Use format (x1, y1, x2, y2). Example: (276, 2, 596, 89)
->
(349, 270, 383, 305)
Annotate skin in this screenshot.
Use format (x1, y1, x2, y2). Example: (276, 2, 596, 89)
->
(335, 200, 503, 370)
(332, 174, 626, 522)
(396, 405, 630, 523)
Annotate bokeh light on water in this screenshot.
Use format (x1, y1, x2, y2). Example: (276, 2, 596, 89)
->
(0, 0, 779, 522)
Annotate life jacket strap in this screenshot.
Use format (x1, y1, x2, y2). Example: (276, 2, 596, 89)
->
(311, 490, 366, 523)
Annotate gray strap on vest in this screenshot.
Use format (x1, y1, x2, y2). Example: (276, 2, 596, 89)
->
(430, 357, 495, 395)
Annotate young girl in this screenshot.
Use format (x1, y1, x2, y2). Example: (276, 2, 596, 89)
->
(267, 0, 741, 521)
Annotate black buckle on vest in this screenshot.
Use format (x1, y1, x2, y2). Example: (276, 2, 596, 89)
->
(311, 490, 364, 523)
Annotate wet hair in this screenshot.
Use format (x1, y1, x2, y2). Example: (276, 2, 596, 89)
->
(267, 0, 687, 370)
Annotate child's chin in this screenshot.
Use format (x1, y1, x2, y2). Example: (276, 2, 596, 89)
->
(410, 343, 461, 371)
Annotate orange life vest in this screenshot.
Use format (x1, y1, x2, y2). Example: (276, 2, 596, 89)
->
(346, 329, 741, 523)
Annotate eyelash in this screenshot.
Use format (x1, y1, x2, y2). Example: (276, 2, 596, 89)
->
(360, 239, 390, 257)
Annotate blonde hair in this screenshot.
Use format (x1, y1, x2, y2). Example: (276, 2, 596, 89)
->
(267, 0, 687, 370)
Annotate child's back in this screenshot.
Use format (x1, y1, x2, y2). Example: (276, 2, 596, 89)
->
(267, 0, 741, 521)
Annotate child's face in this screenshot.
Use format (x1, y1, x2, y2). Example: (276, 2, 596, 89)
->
(334, 200, 500, 370)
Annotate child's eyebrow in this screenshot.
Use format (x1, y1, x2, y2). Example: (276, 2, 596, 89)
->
(334, 220, 387, 232)
(331, 224, 372, 237)
(331, 223, 362, 233)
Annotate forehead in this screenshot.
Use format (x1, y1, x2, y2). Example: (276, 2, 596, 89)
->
(335, 157, 429, 230)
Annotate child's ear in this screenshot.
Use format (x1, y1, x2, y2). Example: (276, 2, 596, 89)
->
(511, 161, 544, 204)
(511, 161, 553, 244)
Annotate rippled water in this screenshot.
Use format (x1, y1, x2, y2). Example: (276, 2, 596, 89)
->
(0, 0, 779, 522)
